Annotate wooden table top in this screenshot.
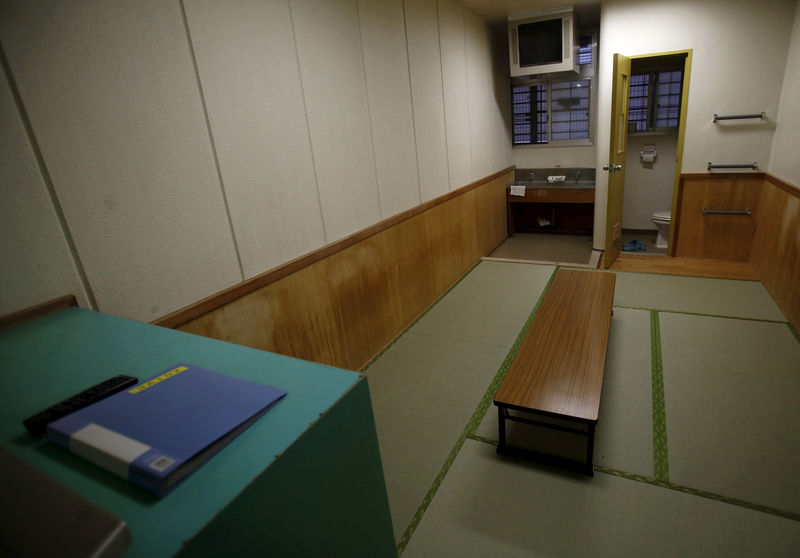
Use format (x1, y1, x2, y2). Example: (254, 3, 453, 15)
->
(494, 269, 616, 422)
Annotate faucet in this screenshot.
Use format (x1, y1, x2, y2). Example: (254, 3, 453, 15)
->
(575, 169, 582, 181)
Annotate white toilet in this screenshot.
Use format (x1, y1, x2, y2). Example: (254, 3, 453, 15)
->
(651, 210, 671, 249)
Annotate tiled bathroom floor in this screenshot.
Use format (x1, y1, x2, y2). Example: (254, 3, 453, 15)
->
(489, 233, 594, 264)
(489, 230, 666, 265)
(619, 229, 667, 256)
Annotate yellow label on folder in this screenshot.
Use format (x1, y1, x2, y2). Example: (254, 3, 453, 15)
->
(129, 366, 188, 394)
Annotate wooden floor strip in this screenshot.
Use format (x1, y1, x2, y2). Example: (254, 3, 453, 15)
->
(609, 254, 759, 280)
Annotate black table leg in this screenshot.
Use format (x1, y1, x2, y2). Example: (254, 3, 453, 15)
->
(497, 405, 507, 453)
(585, 422, 596, 476)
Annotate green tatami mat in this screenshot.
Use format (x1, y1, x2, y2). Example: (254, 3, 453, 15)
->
(594, 308, 655, 476)
(409, 261, 555, 348)
(660, 313, 800, 515)
(612, 272, 786, 321)
(365, 332, 508, 542)
(402, 439, 800, 558)
(473, 307, 655, 477)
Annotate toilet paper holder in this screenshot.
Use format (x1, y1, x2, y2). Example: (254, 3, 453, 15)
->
(640, 144, 657, 163)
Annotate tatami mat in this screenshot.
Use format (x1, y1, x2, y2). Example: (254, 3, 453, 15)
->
(364, 263, 799, 555)
(402, 439, 800, 558)
(612, 272, 786, 321)
(365, 332, 508, 541)
(659, 313, 800, 515)
(409, 261, 555, 348)
(593, 308, 655, 476)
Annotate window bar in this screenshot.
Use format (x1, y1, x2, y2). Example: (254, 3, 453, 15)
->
(706, 162, 758, 170)
(712, 112, 765, 123)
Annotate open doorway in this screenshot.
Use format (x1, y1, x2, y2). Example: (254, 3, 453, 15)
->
(621, 53, 688, 256)
(603, 50, 692, 268)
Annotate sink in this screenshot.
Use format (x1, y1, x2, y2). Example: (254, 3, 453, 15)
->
(511, 180, 595, 190)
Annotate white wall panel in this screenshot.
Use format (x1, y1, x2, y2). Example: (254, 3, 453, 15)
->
(357, 0, 421, 217)
(438, 0, 473, 189)
(488, 26, 513, 175)
(183, 0, 325, 278)
(513, 146, 597, 169)
(405, 0, 450, 202)
(0, 0, 241, 322)
(465, 10, 494, 180)
(291, 0, 381, 242)
(770, 1, 800, 188)
(0, 65, 89, 316)
(593, 0, 797, 248)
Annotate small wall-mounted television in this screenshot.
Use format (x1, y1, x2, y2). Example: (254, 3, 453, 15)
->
(509, 7, 575, 77)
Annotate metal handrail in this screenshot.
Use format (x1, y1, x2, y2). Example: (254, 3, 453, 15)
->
(702, 208, 751, 216)
(706, 162, 758, 170)
(713, 112, 765, 123)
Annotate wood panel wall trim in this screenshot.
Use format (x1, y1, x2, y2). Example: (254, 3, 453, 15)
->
(153, 167, 514, 330)
(675, 172, 799, 330)
(764, 173, 800, 197)
(750, 173, 800, 331)
(0, 295, 78, 331)
(673, 174, 763, 261)
(680, 172, 765, 180)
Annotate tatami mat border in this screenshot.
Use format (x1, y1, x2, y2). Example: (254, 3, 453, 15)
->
(594, 466, 800, 523)
(650, 311, 669, 481)
(613, 304, 789, 325)
(462, 437, 800, 524)
(395, 267, 559, 555)
(789, 323, 800, 345)
(609, 269, 762, 282)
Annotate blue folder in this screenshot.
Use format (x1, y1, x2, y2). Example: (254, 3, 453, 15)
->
(47, 364, 287, 497)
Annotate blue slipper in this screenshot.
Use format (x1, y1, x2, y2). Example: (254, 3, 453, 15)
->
(622, 240, 646, 252)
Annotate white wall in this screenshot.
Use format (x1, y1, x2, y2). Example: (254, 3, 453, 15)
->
(622, 133, 678, 230)
(0, 65, 90, 313)
(769, 0, 800, 188)
(513, 146, 596, 169)
(593, 0, 798, 249)
(0, 0, 243, 320)
(182, 0, 326, 279)
(465, 10, 513, 179)
(439, 0, 473, 189)
(0, 0, 511, 322)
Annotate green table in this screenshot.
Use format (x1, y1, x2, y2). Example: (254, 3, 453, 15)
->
(0, 308, 395, 557)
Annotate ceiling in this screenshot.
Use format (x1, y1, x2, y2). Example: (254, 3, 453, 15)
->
(455, 0, 601, 25)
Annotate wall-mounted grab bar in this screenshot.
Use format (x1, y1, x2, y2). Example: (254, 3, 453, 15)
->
(702, 208, 751, 216)
(713, 112, 765, 123)
(707, 162, 758, 170)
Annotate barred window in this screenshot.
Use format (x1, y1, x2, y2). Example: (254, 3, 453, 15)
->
(512, 79, 591, 145)
(551, 80, 590, 140)
(628, 69, 683, 132)
(512, 84, 547, 145)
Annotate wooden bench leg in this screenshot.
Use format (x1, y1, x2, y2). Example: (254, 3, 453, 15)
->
(497, 405, 507, 453)
(585, 422, 596, 476)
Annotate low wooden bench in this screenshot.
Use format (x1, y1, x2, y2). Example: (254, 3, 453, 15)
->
(493, 269, 616, 475)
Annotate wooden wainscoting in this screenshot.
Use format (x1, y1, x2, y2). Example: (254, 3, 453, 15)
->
(154, 169, 512, 371)
(0, 295, 78, 331)
(750, 175, 800, 329)
(673, 172, 800, 330)
(673, 174, 763, 261)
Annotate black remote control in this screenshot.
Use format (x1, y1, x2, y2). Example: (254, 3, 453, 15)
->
(23, 375, 138, 437)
